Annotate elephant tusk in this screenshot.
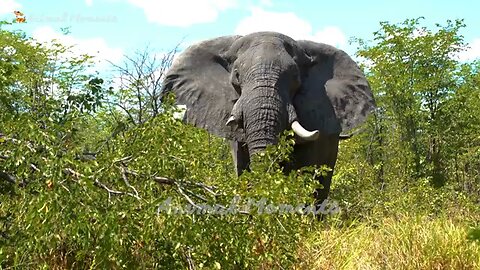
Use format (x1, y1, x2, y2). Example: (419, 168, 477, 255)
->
(173, 105, 187, 120)
(226, 115, 236, 126)
(291, 121, 320, 141)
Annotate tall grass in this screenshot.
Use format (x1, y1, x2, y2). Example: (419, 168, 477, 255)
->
(297, 215, 480, 270)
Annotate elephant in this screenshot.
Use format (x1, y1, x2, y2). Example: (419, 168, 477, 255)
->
(161, 31, 375, 205)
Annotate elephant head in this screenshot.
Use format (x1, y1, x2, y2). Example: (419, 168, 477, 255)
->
(162, 32, 374, 158)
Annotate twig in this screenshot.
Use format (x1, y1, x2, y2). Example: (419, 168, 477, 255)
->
(63, 168, 84, 180)
(183, 247, 196, 270)
(123, 168, 139, 176)
(126, 168, 218, 196)
(268, 154, 281, 173)
(179, 179, 218, 196)
(169, 155, 189, 163)
(152, 174, 219, 197)
(156, 175, 250, 215)
(191, 181, 217, 194)
(184, 188, 208, 202)
(119, 166, 140, 199)
(30, 163, 40, 172)
(113, 155, 133, 164)
(93, 174, 140, 201)
(94, 179, 125, 201)
(59, 182, 71, 193)
(153, 175, 175, 185)
(275, 217, 288, 233)
(175, 183, 202, 210)
(197, 184, 218, 197)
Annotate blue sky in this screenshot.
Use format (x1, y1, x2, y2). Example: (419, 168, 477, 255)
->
(1, 0, 479, 70)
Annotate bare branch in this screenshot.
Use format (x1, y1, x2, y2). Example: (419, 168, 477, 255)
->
(30, 163, 40, 172)
(150, 173, 219, 196)
(181, 180, 218, 196)
(175, 183, 202, 210)
(109, 45, 178, 122)
(183, 247, 196, 270)
(184, 188, 208, 202)
(94, 179, 124, 201)
(168, 155, 189, 163)
(111, 101, 137, 125)
(153, 175, 175, 185)
(119, 166, 140, 199)
(93, 179, 139, 201)
(113, 155, 133, 164)
(63, 168, 85, 180)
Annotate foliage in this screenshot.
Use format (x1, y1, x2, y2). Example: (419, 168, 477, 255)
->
(468, 227, 480, 242)
(353, 18, 480, 188)
(1, 98, 321, 268)
(0, 25, 320, 267)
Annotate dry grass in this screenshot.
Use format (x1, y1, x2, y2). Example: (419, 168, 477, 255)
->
(296, 216, 480, 270)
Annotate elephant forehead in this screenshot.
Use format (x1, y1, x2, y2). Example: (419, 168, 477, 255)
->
(243, 31, 295, 42)
(232, 32, 296, 53)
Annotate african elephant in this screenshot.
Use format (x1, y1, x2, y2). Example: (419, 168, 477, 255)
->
(161, 32, 375, 204)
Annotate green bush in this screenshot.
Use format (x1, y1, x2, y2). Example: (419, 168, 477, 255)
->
(0, 102, 326, 268)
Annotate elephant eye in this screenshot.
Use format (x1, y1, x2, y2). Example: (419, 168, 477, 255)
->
(231, 68, 242, 94)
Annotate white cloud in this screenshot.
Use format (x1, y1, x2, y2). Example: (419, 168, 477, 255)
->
(127, 0, 237, 27)
(311, 27, 347, 49)
(235, 8, 311, 39)
(259, 0, 273, 7)
(235, 8, 347, 48)
(0, 0, 21, 15)
(85, 0, 93, 6)
(32, 26, 124, 70)
(458, 38, 480, 62)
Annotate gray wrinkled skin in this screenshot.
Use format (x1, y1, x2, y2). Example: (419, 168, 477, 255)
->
(162, 32, 375, 204)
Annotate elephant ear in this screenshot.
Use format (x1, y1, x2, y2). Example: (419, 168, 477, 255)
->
(161, 35, 245, 141)
(295, 40, 375, 134)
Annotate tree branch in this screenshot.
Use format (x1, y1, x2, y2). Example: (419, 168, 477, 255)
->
(94, 179, 125, 201)
(119, 166, 140, 199)
(175, 183, 202, 210)
(183, 246, 196, 270)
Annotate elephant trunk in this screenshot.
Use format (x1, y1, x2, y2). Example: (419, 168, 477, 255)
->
(231, 65, 321, 156)
(243, 87, 287, 155)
